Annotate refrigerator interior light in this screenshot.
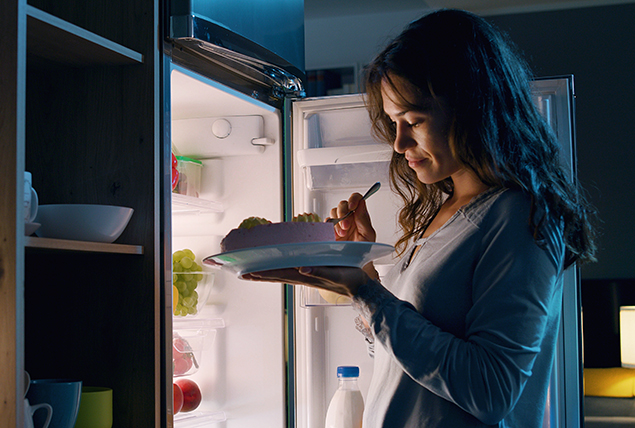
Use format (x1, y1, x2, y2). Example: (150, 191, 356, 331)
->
(172, 115, 266, 157)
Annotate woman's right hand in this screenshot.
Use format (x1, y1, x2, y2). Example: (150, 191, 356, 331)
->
(329, 192, 377, 243)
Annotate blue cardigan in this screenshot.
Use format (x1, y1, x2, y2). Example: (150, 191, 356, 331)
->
(353, 187, 566, 428)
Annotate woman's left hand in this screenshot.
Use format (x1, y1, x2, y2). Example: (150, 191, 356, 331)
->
(242, 265, 370, 297)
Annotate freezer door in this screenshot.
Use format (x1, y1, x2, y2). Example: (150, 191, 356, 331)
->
(168, 0, 305, 106)
(290, 94, 399, 306)
(170, 61, 288, 428)
(290, 94, 398, 428)
(169, 0, 304, 77)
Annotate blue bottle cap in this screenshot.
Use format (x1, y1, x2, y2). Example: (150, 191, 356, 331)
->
(337, 366, 360, 378)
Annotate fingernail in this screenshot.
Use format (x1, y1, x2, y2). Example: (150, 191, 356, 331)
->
(299, 267, 312, 274)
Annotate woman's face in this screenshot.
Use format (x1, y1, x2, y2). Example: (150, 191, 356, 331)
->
(381, 78, 462, 185)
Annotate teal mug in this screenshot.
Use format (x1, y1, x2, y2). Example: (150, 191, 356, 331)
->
(27, 379, 82, 428)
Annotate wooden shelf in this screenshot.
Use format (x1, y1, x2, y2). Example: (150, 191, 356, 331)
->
(25, 236, 143, 254)
(26, 5, 144, 66)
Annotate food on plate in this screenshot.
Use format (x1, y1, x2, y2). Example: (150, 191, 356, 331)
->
(175, 379, 202, 412)
(173, 248, 205, 316)
(173, 383, 184, 414)
(292, 212, 322, 223)
(220, 213, 335, 253)
(236, 216, 271, 229)
(173, 333, 197, 376)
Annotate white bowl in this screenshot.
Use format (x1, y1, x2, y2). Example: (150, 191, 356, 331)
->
(35, 204, 134, 243)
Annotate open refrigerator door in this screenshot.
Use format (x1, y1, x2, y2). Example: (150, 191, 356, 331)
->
(289, 77, 581, 428)
(290, 94, 401, 428)
(531, 76, 582, 428)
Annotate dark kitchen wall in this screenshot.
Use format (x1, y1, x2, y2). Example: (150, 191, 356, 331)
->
(487, 4, 635, 280)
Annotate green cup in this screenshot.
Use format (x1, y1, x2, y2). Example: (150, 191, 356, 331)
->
(73, 387, 112, 428)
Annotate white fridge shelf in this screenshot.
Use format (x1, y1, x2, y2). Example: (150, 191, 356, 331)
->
(296, 144, 391, 166)
(174, 410, 227, 427)
(172, 194, 223, 214)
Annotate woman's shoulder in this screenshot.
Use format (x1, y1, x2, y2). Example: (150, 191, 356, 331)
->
(464, 187, 563, 244)
(463, 187, 565, 269)
(462, 187, 532, 225)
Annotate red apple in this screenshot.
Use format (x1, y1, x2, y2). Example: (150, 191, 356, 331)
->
(175, 379, 202, 412)
(173, 383, 184, 414)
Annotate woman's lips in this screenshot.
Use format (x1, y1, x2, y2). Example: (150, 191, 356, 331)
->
(407, 157, 427, 169)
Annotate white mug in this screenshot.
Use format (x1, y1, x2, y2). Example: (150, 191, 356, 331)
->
(24, 172, 39, 223)
(24, 398, 52, 428)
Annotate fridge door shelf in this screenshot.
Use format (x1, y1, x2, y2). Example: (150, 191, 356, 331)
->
(296, 144, 392, 166)
(297, 145, 391, 190)
(174, 410, 227, 427)
(300, 98, 373, 149)
(173, 317, 225, 330)
(172, 193, 223, 214)
(302, 162, 390, 191)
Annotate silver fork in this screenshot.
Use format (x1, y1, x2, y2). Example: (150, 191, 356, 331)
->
(327, 182, 381, 225)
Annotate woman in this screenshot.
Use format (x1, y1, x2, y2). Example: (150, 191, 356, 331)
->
(246, 9, 596, 427)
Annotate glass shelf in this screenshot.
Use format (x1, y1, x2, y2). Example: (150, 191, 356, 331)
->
(172, 194, 223, 214)
(174, 411, 227, 427)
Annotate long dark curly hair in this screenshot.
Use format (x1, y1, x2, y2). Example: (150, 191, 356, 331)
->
(365, 9, 596, 267)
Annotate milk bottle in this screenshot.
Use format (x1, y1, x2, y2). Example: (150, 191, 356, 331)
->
(325, 366, 364, 428)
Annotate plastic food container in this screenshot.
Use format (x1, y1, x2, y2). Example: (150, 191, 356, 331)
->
(173, 270, 214, 318)
(174, 156, 203, 197)
(172, 318, 224, 377)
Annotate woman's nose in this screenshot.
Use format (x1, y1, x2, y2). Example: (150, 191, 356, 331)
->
(393, 124, 415, 154)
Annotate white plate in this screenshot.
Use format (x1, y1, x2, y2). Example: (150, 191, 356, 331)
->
(203, 241, 394, 276)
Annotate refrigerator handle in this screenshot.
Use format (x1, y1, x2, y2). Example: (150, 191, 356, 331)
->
(252, 137, 275, 146)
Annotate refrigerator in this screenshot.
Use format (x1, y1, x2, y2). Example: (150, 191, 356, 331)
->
(164, 3, 583, 427)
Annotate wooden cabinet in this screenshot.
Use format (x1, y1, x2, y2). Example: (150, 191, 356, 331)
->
(0, 0, 168, 427)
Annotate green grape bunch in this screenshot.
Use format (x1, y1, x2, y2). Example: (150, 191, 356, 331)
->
(173, 249, 205, 316)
